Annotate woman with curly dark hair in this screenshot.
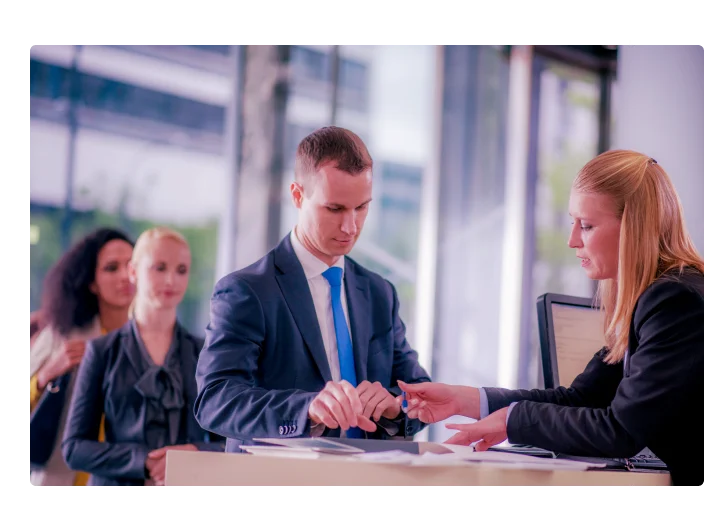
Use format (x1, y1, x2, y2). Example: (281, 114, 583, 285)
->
(30, 227, 134, 486)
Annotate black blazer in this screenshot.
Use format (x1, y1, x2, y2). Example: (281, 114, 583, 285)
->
(485, 268, 704, 486)
(62, 321, 224, 485)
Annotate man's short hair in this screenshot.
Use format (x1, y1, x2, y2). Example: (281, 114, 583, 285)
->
(294, 126, 373, 184)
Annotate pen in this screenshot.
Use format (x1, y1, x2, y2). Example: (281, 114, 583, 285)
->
(402, 391, 408, 413)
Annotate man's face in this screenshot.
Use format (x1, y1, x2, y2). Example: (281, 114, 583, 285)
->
(292, 161, 373, 265)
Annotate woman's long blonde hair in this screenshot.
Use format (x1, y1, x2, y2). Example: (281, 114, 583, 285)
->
(129, 226, 190, 317)
(574, 150, 704, 364)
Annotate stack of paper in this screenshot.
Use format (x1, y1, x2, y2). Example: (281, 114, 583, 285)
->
(242, 438, 365, 459)
(241, 438, 605, 471)
(352, 446, 605, 471)
(421, 445, 606, 471)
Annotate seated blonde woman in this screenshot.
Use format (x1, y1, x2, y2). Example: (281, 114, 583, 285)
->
(399, 151, 704, 486)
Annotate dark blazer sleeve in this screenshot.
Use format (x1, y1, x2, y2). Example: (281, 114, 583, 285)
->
(61, 341, 150, 480)
(380, 280, 432, 438)
(505, 279, 704, 458)
(194, 277, 317, 440)
(483, 347, 624, 413)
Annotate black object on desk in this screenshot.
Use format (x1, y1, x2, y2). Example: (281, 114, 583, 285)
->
(490, 443, 669, 472)
(488, 444, 556, 459)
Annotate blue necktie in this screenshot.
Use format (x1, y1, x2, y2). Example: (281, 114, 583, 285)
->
(322, 267, 362, 438)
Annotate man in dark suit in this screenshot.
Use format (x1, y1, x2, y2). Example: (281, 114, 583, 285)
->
(194, 126, 431, 452)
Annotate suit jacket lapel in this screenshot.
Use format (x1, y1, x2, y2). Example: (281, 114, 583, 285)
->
(344, 261, 370, 383)
(274, 235, 333, 383)
(120, 321, 146, 378)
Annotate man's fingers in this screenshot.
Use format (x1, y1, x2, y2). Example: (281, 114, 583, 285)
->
(369, 392, 391, 421)
(339, 381, 364, 416)
(325, 383, 358, 427)
(362, 391, 384, 419)
(362, 389, 386, 419)
(375, 399, 397, 421)
(319, 393, 351, 430)
(356, 380, 372, 398)
(356, 415, 377, 433)
(310, 402, 340, 430)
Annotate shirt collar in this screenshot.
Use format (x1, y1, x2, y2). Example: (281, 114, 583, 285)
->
(290, 227, 345, 280)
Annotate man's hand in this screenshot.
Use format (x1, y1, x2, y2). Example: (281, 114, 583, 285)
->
(357, 381, 401, 421)
(308, 380, 377, 432)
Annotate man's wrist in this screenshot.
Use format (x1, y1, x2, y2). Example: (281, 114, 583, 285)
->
(383, 406, 402, 421)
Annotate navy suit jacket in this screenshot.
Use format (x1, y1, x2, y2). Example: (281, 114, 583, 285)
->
(194, 234, 431, 451)
(485, 268, 704, 486)
(62, 323, 224, 486)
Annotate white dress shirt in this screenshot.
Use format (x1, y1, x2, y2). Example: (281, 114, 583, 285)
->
(291, 228, 356, 437)
(291, 228, 405, 438)
(290, 227, 352, 384)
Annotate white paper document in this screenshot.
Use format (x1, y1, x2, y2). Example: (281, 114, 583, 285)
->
(352, 445, 605, 471)
(250, 438, 364, 453)
(240, 445, 326, 459)
(242, 439, 606, 472)
(352, 450, 426, 464)
(438, 445, 606, 471)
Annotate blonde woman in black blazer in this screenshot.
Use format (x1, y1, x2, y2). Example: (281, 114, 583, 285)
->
(62, 227, 224, 485)
(399, 151, 704, 486)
